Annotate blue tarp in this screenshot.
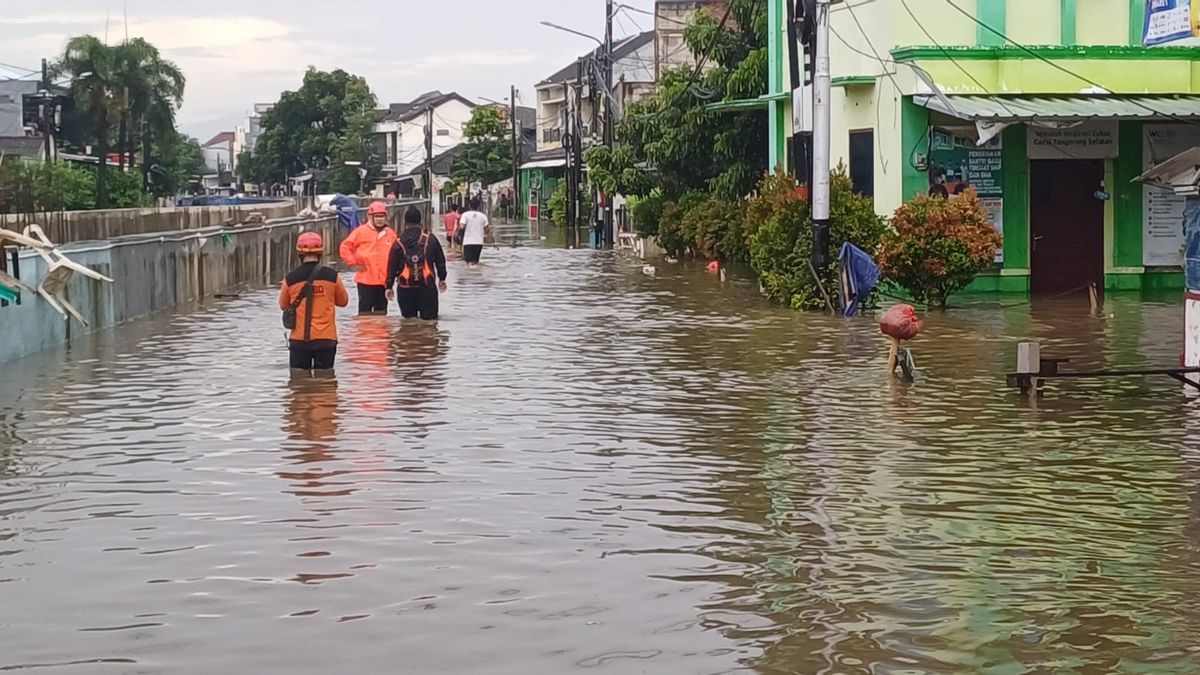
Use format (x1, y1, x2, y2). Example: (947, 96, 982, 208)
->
(837, 242, 881, 317)
(329, 193, 362, 232)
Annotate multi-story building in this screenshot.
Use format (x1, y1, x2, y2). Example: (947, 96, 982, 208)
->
(233, 103, 273, 172)
(654, 1, 728, 80)
(762, 0, 1200, 295)
(371, 90, 476, 194)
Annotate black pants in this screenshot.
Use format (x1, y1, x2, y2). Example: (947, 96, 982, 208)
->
(396, 284, 439, 320)
(289, 341, 337, 370)
(358, 284, 388, 315)
(463, 245, 483, 264)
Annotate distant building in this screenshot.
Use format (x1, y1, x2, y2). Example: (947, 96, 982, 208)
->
(533, 31, 656, 156)
(654, 1, 727, 81)
(371, 90, 476, 198)
(0, 136, 45, 163)
(233, 103, 273, 172)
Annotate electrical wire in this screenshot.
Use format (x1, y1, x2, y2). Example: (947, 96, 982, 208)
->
(633, 1, 736, 121)
(941, 0, 1200, 126)
(0, 61, 38, 75)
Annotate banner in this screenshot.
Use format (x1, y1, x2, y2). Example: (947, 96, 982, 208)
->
(928, 128, 1004, 262)
(1027, 121, 1119, 160)
(1143, 124, 1200, 266)
(1144, 0, 1195, 46)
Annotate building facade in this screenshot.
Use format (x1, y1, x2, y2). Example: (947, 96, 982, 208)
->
(371, 91, 476, 197)
(233, 103, 273, 173)
(767, 0, 1200, 294)
(655, 1, 728, 80)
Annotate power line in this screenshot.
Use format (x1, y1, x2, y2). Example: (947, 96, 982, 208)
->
(0, 60, 39, 75)
(618, 4, 692, 28)
(940, 0, 1200, 126)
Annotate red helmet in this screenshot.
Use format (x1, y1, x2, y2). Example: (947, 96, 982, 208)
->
(367, 201, 388, 217)
(296, 231, 324, 254)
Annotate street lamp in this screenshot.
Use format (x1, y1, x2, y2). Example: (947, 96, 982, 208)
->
(539, 21, 604, 46)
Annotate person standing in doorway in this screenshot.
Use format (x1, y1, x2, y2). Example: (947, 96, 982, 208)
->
(387, 206, 448, 320)
(443, 205, 462, 253)
(459, 198, 491, 268)
(339, 201, 398, 314)
(279, 231, 350, 371)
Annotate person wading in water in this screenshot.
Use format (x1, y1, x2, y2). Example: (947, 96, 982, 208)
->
(279, 231, 349, 371)
(339, 201, 397, 315)
(387, 206, 448, 320)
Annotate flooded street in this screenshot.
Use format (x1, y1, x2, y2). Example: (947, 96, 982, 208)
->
(3, 241, 1200, 673)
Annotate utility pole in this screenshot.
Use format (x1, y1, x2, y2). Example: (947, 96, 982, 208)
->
(425, 105, 434, 203)
(562, 78, 575, 245)
(510, 84, 519, 224)
(811, 0, 832, 269)
(574, 59, 585, 247)
(40, 59, 52, 163)
(602, 0, 615, 249)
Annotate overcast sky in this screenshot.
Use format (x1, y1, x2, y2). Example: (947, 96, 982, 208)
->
(0, 0, 658, 142)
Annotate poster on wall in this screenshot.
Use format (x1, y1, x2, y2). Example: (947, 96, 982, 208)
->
(1143, 0, 1199, 46)
(1027, 121, 1119, 160)
(1143, 124, 1200, 266)
(928, 128, 1004, 262)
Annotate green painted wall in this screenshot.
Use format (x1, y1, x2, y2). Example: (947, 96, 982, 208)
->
(977, 0, 1007, 46)
(1001, 124, 1029, 269)
(1113, 121, 1144, 269)
(1129, 0, 1146, 46)
(900, 97, 928, 203)
(767, 0, 786, 170)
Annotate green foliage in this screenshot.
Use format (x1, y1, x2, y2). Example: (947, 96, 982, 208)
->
(53, 35, 186, 206)
(613, 0, 768, 201)
(245, 68, 379, 191)
(749, 167, 887, 310)
(450, 106, 513, 187)
(149, 132, 205, 198)
(583, 146, 652, 198)
(629, 192, 666, 238)
(0, 159, 149, 213)
(656, 191, 707, 258)
(879, 190, 1003, 307)
(546, 179, 593, 228)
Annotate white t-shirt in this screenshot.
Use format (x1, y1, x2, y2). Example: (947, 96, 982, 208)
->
(460, 211, 489, 246)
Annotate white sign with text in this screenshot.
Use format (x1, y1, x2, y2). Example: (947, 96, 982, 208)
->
(1027, 121, 1119, 160)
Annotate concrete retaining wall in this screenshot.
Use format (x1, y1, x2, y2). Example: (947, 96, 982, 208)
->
(0, 215, 342, 364)
(0, 201, 298, 246)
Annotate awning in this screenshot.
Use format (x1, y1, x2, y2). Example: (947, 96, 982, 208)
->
(519, 158, 567, 170)
(914, 94, 1200, 121)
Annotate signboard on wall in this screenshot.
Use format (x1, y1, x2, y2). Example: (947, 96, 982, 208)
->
(1143, 0, 1198, 46)
(929, 128, 1004, 262)
(1143, 124, 1200, 266)
(1027, 121, 1119, 160)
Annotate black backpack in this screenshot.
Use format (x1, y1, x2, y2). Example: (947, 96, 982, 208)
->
(397, 234, 435, 287)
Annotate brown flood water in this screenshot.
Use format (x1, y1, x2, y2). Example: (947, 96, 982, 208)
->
(2, 241, 1200, 674)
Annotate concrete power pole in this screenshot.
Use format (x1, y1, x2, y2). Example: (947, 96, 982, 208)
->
(573, 59, 585, 244)
(603, 0, 615, 249)
(811, 0, 832, 269)
(425, 106, 434, 203)
(562, 78, 575, 244)
(510, 84, 519, 224)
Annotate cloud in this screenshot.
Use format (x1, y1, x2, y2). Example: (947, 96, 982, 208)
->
(379, 49, 544, 73)
(0, 13, 107, 25)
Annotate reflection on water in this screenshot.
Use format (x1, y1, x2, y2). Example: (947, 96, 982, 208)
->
(1, 246, 1200, 673)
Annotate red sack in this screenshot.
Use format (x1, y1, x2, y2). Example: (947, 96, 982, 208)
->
(880, 304, 923, 341)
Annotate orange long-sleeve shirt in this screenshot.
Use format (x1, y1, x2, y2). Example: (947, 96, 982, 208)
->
(339, 225, 397, 287)
(278, 262, 349, 344)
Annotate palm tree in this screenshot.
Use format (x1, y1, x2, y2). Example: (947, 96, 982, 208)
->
(112, 39, 185, 183)
(53, 35, 116, 208)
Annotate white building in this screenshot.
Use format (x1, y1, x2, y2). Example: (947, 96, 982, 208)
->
(654, 1, 727, 81)
(534, 31, 656, 155)
(372, 91, 476, 191)
(232, 103, 273, 172)
(201, 131, 234, 174)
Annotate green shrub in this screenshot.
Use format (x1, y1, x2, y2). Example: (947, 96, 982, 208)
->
(546, 180, 592, 227)
(748, 166, 887, 310)
(879, 189, 1002, 307)
(683, 194, 748, 262)
(629, 192, 666, 238)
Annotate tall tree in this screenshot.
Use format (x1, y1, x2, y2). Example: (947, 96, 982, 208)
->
(111, 38, 185, 186)
(54, 35, 116, 207)
(246, 68, 378, 193)
(450, 106, 512, 187)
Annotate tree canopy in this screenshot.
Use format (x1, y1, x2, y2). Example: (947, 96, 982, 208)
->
(450, 106, 513, 188)
(241, 68, 379, 194)
(588, 0, 768, 201)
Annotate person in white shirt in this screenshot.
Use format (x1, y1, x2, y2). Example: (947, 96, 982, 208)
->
(459, 199, 491, 267)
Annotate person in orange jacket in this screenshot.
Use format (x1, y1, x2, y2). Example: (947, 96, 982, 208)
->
(279, 231, 350, 371)
(339, 201, 397, 315)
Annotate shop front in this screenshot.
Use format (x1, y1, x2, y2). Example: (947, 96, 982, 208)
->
(902, 94, 1200, 294)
